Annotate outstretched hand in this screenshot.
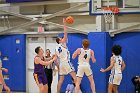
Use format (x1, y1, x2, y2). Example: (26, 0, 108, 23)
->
(63, 18, 66, 25)
(100, 68, 106, 73)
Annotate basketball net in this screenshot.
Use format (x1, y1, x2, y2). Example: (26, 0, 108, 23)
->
(102, 7, 119, 24)
(38, 25, 44, 32)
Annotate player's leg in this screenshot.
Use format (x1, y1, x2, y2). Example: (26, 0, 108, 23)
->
(113, 85, 118, 93)
(38, 83, 45, 93)
(0, 85, 2, 93)
(57, 75, 65, 93)
(87, 75, 96, 93)
(75, 77, 82, 93)
(69, 71, 77, 84)
(85, 65, 96, 93)
(44, 84, 48, 93)
(108, 83, 113, 93)
(75, 65, 84, 93)
(108, 74, 114, 93)
(34, 74, 45, 93)
(67, 62, 76, 83)
(112, 74, 122, 93)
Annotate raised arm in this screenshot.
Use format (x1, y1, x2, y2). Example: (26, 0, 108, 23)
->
(121, 60, 126, 71)
(100, 57, 114, 72)
(91, 50, 96, 63)
(61, 18, 68, 43)
(72, 48, 81, 59)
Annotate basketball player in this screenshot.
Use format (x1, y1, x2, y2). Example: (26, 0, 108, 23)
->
(55, 18, 76, 93)
(34, 46, 56, 93)
(0, 51, 10, 93)
(72, 39, 96, 93)
(100, 45, 126, 93)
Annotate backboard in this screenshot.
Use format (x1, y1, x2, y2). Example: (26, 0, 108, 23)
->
(90, 0, 140, 15)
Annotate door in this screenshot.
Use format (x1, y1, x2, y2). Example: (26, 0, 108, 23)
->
(26, 37, 45, 93)
(26, 36, 58, 93)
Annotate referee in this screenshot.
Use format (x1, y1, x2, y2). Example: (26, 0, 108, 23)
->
(44, 49, 55, 93)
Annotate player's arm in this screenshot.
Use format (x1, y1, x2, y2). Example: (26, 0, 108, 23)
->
(35, 57, 55, 66)
(0, 71, 6, 86)
(61, 18, 67, 43)
(72, 48, 80, 59)
(91, 50, 96, 63)
(55, 58, 60, 71)
(54, 54, 60, 71)
(100, 57, 114, 72)
(0, 73, 10, 92)
(0, 71, 10, 92)
(121, 60, 126, 71)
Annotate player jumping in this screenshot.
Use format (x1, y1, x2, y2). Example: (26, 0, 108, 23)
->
(55, 18, 76, 93)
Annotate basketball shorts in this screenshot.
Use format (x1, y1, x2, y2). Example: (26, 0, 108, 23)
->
(33, 73, 48, 85)
(59, 61, 75, 75)
(76, 63, 92, 77)
(109, 74, 122, 85)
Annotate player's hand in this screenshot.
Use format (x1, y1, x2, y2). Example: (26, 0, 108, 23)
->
(100, 68, 105, 72)
(4, 85, 10, 93)
(3, 68, 8, 73)
(63, 18, 66, 24)
(52, 54, 55, 58)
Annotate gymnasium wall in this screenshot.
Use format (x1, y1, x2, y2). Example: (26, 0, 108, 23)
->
(0, 32, 140, 93)
(0, 35, 26, 91)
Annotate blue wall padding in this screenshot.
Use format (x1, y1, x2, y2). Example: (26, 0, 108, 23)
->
(88, 32, 112, 93)
(59, 33, 88, 92)
(113, 32, 140, 93)
(61, 32, 140, 93)
(104, 32, 113, 92)
(0, 35, 26, 91)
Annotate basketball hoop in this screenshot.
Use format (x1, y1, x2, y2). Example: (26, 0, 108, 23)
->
(102, 6, 119, 23)
(38, 24, 44, 33)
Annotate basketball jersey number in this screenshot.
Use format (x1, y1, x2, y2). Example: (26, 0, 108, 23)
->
(84, 54, 87, 59)
(58, 47, 62, 53)
(118, 59, 122, 66)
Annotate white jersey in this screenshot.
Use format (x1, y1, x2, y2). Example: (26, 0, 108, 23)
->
(78, 48, 91, 64)
(55, 43, 70, 63)
(111, 55, 123, 75)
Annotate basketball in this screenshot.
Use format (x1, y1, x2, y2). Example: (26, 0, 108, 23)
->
(65, 16, 74, 24)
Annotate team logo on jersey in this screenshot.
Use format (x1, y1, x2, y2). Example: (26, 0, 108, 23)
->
(58, 47, 62, 53)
